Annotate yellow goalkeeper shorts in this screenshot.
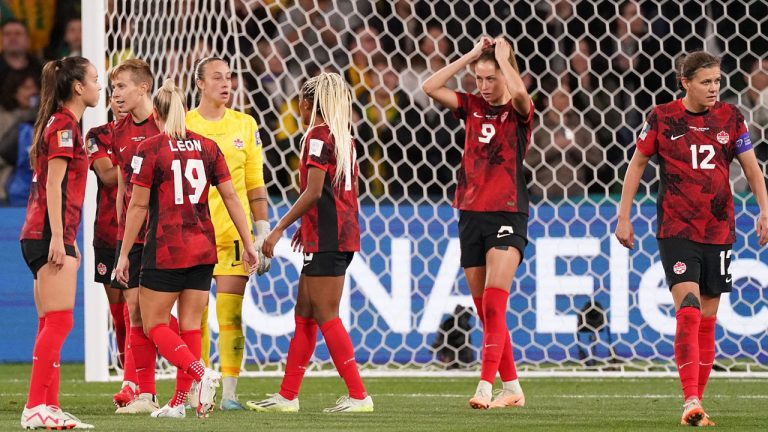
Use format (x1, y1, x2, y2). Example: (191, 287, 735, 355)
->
(213, 239, 250, 277)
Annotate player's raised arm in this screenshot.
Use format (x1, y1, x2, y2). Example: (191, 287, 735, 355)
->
(494, 37, 530, 117)
(422, 36, 493, 110)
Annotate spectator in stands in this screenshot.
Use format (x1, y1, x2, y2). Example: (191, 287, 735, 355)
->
(346, 24, 383, 97)
(0, 70, 39, 204)
(0, 20, 43, 86)
(46, 17, 82, 59)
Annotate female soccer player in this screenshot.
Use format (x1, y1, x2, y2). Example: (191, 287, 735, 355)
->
(86, 95, 128, 374)
(247, 72, 373, 413)
(422, 37, 532, 409)
(615, 51, 768, 427)
(110, 59, 162, 413)
(20, 56, 100, 429)
(115, 79, 259, 418)
(186, 57, 270, 410)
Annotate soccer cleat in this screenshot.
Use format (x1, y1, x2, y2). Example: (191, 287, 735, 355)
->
(113, 385, 137, 407)
(185, 381, 199, 409)
(469, 383, 492, 410)
(53, 408, 94, 429)
(322, 395, 374, 413)
(220, 398, 245, 411)
(489, 388, 526, 408)
(680, 397, 706, 426)
(246, 394, 299, 413)
(196, 368, 222, 418)
(150, 403, 186, 418)
(115, 393, 159, 414)
(698, 413, 716, 427)
(21, 404, 75, 430)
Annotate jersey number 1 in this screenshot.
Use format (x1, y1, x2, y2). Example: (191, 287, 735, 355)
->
(171, 159, 207, 205)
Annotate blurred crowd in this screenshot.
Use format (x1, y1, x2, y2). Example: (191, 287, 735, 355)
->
(2, 0, 767, 206)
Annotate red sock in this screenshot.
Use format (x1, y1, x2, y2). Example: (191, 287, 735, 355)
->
(675, 307, 701, 401)
(474, 295, 517, 382)
(36, 316, 61, 407)
(109, 303, 127, 367)
(122, 304, 137, 386)
(36, 316, 45, 335)
(173, 329, 201, 402)
(147, 324, 203, 381)
(169, 315, 180, 334)
(27, 310, 73, 408)
(480, 288, 509, 384)
(320, 318, 366, 399)
(130, 327, 157, 395)
(279, 316, 318, 400)
(698, 316, 716, 400)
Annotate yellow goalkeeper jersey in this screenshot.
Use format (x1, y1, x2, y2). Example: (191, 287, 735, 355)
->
(186, 108, 265, 244)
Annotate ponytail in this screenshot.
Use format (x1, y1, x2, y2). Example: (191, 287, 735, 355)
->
(30, 57, 91, 168)
(300, 72, 354, 188)
(153, 79, 187, 140)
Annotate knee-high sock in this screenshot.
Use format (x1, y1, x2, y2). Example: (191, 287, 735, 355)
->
(279, 316, 318, 400)
(675, 307, 701, 401)
(148, 324, 204, 381)
(698, 316, 717, 400)
(200, 304, 210, 367)
(480, 288, 510, 384)
(216, 293, 244, 378)
(171, 330, 201, 407)
(27, 310, 73, 408)
(473, 296, 517, 382)
(109, 303, 127, 368)
(130, 327, 157, 395)
(122, 303, 137, 386)
(320, 318, 366, 400)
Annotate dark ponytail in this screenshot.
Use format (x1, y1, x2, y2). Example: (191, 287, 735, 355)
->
(30, 56, 91, 168)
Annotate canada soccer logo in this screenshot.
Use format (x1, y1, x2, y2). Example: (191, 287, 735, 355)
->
(233, 138, 244, 149)
(717, 131, 729, 145)
(97, 262, 107, 276)
(673, 261, 687, 275)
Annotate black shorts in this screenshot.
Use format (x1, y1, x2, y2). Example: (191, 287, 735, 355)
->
(301, 252, 354, 276)
(458, 211, 528, 268)
(111, 241, 143, 289)
(140, 265, 214, 292)
(20, 239, 77, 279)
(94, 247, 116, 285)
(657, 238, 733, 297)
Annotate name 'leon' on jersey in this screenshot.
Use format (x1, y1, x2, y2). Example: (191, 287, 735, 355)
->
(635, 99, 752, 244)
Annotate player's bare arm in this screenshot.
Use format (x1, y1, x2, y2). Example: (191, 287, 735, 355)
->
(422, 37, 493, 110)
(92, 157, 118, 186)
(736, 149, 768, 246)
(615, 150, 651, 250)
(218, 180, 259, 274)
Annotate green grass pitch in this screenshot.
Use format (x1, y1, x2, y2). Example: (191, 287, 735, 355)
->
(1, 364, 766, 431)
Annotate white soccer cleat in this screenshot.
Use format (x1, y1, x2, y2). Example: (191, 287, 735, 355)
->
(115, 393, 159, 414)
(186, 381, 199, 409)
(56, 409, 94, 429)
(196, 368, 222, 418)
(489, 388, 526, 408)
(21, 404, 75, 430)
(680, 397, 706, 426)
(246, 393, 300, 413)
(150, 403, 186, 418)
(469, 382, 492, 410)
(322, 395, 374, 413)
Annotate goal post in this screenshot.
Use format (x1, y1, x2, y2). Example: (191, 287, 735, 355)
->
(82, 0, 768, 381)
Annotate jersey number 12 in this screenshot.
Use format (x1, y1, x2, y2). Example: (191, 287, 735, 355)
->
(690, 144, 716, 170)
(171, 159, 207, 205)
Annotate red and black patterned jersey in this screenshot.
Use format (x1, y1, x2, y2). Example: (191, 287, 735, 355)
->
(20, 108, 88, 245)
(131, 130, 231, 270)
(299, 125, 360, 253)
(86, 121, 118, 249)
(112, 114, 159, 244)
(636, 99, 752, 244)
(452, 92, 534, 213)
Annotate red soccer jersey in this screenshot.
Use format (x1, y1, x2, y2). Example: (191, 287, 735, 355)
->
(86, 121, 118, 249)
(452, 92, 534, 213)
(635, 99, 752, 244)
(20, 108, 88, 245)
(112, 114, 159, 244)
(299, 125, 360, 253)
(131, 130, 231, 270)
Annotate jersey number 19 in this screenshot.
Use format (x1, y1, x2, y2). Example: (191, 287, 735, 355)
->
(171, 159, 206, 205)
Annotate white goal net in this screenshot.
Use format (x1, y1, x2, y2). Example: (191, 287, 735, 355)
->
(84, 0, 768, 379)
